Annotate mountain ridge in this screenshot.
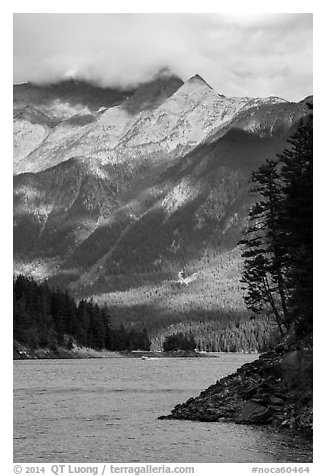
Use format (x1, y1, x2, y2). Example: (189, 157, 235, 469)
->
(13, 74, 312, 324)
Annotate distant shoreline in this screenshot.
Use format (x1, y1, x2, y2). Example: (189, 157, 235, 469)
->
(13, 343, 258, 360)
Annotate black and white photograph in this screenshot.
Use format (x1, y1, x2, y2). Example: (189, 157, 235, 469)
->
(12, 8, 314, 469)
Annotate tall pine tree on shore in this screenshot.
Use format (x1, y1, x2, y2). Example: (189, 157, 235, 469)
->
(239, 159, 289, 336)
(277, 110, 313, 334)
(240, 104, 313, 336)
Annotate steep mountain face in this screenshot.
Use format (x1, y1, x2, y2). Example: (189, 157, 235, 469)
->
(13, 80, 134, 171)
(13, 73, 311, 302)
(14, 79, 134, 118)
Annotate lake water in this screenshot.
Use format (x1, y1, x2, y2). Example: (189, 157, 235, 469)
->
(14, 354, 312, 463)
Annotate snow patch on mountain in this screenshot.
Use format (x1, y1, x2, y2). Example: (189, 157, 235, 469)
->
(13, 119, 48, 166)
(161, 179, 199, 217)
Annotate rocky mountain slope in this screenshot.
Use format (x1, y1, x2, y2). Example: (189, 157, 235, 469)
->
(13, 73, 311, 309)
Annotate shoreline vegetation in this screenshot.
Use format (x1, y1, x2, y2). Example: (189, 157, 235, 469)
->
(14, 273, 278, 356)
(13, 342, 257, 360)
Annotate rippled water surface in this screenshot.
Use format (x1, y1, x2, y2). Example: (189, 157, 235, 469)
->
(14, 355, 312, 462)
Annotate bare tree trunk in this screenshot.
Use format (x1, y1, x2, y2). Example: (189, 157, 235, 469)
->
(262, 274, 285, 336)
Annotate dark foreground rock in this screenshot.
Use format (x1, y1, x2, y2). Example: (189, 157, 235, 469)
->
(159, 336, 312, 437)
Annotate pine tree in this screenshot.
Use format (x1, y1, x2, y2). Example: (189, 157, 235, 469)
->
(90, 303, 106, 350)
(100, 304, 112, 350)
(240, 160, 288, 335)
(76, 299, 90, 346)
(240, 105, 313, 337)
(277, 112, 313, 333)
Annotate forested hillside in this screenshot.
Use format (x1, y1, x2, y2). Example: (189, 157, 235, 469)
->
(13, 76, 310, 293)
(13, 275, 150, 352)
(14, 272, 281, 354)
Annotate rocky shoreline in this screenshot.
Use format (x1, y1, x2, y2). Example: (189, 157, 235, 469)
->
(159, 336, 312, 438)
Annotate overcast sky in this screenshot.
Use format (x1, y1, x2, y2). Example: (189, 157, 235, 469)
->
(13, 13, 312, 101)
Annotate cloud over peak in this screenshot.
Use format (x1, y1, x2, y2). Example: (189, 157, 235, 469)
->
(14, 13, 312, 101)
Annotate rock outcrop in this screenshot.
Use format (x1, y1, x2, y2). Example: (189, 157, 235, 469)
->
(159, 336, 312, 437)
